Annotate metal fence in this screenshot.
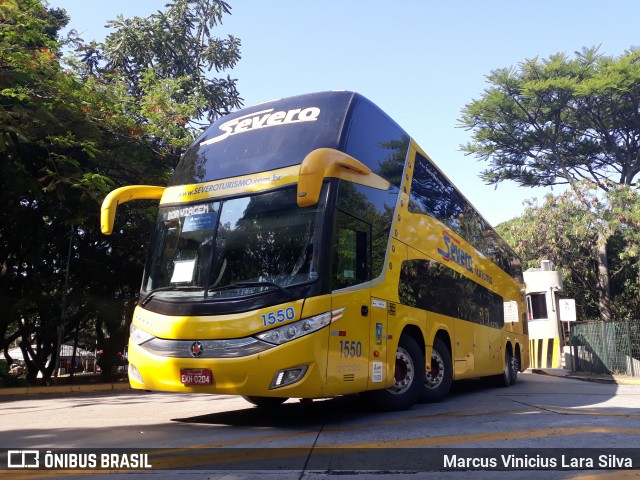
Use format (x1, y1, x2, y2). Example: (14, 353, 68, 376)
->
(570, 319, 640, 376)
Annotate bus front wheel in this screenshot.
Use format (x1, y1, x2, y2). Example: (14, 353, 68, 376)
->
(419, 337, 452, 403)
(366, 334, 425, 411)
(242, 396, 288, 407)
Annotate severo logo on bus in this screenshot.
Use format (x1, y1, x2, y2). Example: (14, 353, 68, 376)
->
(201, 107, 321, 145)
(438, 231, 473, 272)
(437, 231, 494, 285)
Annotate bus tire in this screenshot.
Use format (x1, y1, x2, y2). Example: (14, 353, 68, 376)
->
(367, 334, 424, 411)
(419, 337, 452, 403)
(242, 396, 288, 407)
(497, 349, 518, 387)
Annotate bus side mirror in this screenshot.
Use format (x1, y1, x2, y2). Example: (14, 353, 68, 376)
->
(100, 185, 166, 235)
(297, 148, 390, 207)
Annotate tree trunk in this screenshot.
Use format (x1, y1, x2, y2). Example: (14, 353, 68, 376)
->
(596, 233, 613, 322)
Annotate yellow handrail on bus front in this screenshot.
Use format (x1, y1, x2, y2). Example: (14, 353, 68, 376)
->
(100, 185, 165, 235)
(297, 148, 390, 207)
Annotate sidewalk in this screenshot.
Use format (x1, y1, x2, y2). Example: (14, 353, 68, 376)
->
(530, 368, 640, 385)
(0, 381, 131, 396)
(3, 370, 639, 397)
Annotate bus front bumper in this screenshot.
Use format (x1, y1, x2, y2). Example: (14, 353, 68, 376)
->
(127, 329, 330, 399)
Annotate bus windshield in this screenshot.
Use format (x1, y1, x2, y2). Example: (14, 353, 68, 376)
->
(142, 185, 327, 301)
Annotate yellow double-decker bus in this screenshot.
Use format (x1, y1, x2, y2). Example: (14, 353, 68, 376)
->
(101, 91, 529, 410)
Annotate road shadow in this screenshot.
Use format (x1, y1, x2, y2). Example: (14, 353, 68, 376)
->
(172, 394, 375, 428)
(170, 378, 513, 428)
(169, 372, 580, 428)
(169, 369, 634, 432)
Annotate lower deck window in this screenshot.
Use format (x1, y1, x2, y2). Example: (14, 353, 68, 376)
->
(399, 259, 504, 328)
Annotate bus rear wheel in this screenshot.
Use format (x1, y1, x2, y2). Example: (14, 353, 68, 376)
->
(419, 337, 452, 403)
(366, 334, 424, 411)
(242, 396, 288, 407)
(497, 349, 519, 387)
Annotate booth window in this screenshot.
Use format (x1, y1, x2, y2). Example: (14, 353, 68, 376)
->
(527, 293, 548, 320)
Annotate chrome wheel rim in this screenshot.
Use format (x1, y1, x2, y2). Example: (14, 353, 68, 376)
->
(389, 346, 415, 395)
(425, 349, 445, 389)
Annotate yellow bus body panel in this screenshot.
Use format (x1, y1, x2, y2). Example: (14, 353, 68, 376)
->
(387, 142, 530, 378)
(129, 296, 341, 398)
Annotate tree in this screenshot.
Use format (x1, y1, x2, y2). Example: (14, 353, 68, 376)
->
(460, 47, 640, 321)
(497, 187, 640, 321)
(72, 0, 243, 376)
(0, 0, 242, 383)
(75, 0, 242, 168)
(498, 194, 600, 321)
(0, 0, 168, 382)
(1, 0, 89, 380)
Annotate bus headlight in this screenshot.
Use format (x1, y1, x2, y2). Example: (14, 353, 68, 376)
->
(130, 323, 155, 345)
(255, 310, 335, 345)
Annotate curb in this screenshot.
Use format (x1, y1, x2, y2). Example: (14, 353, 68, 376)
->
(1, 382, 131, 396)
(531, 368, 640, 385)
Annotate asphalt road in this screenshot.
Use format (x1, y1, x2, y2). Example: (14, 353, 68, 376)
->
(1, 371, 640, 479)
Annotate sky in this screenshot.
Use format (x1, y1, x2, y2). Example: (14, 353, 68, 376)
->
(50, 0, 640, 226)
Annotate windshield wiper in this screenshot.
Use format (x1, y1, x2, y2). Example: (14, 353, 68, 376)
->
(141, 286, 203, 306)
(209, 281, 295, 298)
(233, 281, 295, 297)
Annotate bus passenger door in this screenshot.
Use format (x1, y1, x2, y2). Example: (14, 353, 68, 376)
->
(325, 213, 372, 395)
(326, 289, 371, 395)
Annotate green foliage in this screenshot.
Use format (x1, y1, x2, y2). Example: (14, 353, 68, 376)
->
(75, 0, 242, 167)
(0, 0, 242, 384)
(497, 185, 640, 321)
(460, 47, 640, 189)
(1, 0, 82, 382)
(462, 46, 640, 321)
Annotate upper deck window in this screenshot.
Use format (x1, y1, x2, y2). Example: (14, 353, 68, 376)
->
(344, 99, 409, 187)
(170, 92, 411, 189)
(408, 152, 523, 282)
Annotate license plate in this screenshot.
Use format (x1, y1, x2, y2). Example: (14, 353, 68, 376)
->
(180, 368, 212, 385)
